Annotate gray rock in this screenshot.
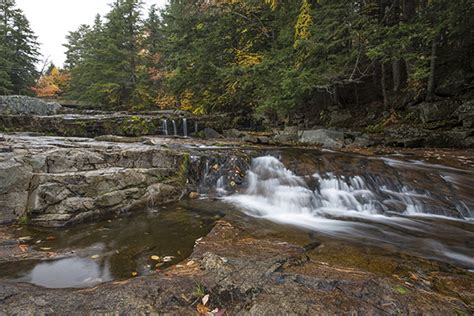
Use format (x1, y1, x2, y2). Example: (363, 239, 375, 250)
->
(456, 100, 474, 128)
(419, 101, 459, 124)
(242, 134, 258, 143)
(298, 129, 345, 149)
(273, 126, 299, 144)
(223, 129, 245, 139)
(0, 158, 33, 223)
(329, 109, 352, 126)
(0, 135, 187, 226)
(0, 96, 61, 116)
(202, 128, 224, 139)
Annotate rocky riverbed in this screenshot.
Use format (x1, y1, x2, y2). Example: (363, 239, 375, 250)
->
(0, 96, 473, 314)
(0, 219, 472, 314)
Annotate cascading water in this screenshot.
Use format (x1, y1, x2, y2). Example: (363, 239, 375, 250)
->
(222, 155, 474, 268)
(183, 118, 188, 137)
(162, 119, 168, 136)
(172, 120, 177, 136)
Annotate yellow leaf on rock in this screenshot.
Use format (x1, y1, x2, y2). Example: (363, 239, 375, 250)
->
(196, 303, 209, 315)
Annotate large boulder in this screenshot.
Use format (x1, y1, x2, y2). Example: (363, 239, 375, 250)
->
(419, 101, 459, 124)
(456, 100, 474, 128)
(329, 109, 352, 126)
(0, 136, 187, 227)
(298, 129, 345, 149)
(0, 96, 61, 116)
(273, 126, 299, 144)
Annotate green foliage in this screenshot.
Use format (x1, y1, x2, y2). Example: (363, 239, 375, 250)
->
(60, 0, 473, 115)
(65, 0, 145, 109)
(0, 0, 40, 95)
(395, 286, 409, 295)
(19, 213, 29, 225)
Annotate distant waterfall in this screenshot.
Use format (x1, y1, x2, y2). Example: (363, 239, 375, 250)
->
(162, 119, 168, 136)
(172, 120, 177, 136)
(183, 118, 188, 137)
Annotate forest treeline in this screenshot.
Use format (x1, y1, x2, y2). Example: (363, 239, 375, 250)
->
(1, 0, 473, 117)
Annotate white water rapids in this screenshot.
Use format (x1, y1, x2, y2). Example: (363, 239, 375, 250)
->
(223, 156, 474, 268)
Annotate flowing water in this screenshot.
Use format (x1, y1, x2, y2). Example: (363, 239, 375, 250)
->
(162, 119, 169, 136)
(183, 118, 188, 137)
(1, 147, 473, 288)
(220, 150, 474, 268)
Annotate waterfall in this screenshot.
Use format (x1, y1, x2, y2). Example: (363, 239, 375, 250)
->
(216, 176, 227, 195)
(172, 120, 177, 136)
(222, 156, 461, 220)
(162, 119, 168, 136)
(183, 118, 188, 137)
(221, 155, 474, 267)
(194, 122, 198, 134)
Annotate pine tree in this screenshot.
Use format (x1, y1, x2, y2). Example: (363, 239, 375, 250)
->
(66, 0, 144, 109)
(0, 0, 39, 95)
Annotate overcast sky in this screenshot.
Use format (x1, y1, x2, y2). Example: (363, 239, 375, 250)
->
(16, 0, 167, 67)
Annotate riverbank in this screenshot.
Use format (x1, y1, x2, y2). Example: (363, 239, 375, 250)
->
(0, 95, 473, 314)
(0, 219, 472, 314)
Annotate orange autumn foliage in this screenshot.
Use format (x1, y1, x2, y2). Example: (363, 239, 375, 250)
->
(33, 67, 70, 97)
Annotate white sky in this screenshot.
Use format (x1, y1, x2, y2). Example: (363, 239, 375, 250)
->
(16, 0, 167, 67)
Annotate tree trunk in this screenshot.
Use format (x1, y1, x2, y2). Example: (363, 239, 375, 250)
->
(426, 36, 438, 101)
(392, 59, 401, 92)
(381, 63, 389, 109)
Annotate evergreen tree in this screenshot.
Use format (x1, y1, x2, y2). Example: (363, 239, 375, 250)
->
(66, 0, 144, 109)
(62, 0, 473, 115)
(0, 0, 39, 95)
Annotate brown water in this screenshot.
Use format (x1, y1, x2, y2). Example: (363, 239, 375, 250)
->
(0, 204, 220, 288)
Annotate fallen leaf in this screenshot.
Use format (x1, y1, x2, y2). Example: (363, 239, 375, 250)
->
(18, 244, 28, 252)
(150, 255, 160, 261)
(395, 286, 409, 295)
(91, 254, 100, 259)
(202, 294, 209, 306)
(46, 236, 56, 240)
(40, 247, 52, 251)
(131, 272, 138, 277)
(162, 256, 175, 262)
(196, 303, 209, 315)
(215, 309, 226, 316)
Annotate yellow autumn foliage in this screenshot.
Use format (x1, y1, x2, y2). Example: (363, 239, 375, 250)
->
(294, 0, 313, 46)
(235, 49, 263, 67)
(33, 66, 70, 97)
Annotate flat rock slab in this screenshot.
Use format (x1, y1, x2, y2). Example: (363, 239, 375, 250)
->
(0, 96, 61, 116)
(0, 220, 471, 314)
(298, 129, 345, 149)
(0, 134, 187, 226)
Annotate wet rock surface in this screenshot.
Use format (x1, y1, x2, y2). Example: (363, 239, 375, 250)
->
(0, 221, 471, 314)
(0, 134, 188, 226)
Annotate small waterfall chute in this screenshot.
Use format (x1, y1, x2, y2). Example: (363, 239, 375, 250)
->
(172, 120, 177, 136)
(183, 118, 188, 137)
(162, 119, 168, 136)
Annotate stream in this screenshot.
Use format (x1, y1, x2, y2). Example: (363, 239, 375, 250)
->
(1, 147, 473, 288)
(221, 151, 473, 269)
